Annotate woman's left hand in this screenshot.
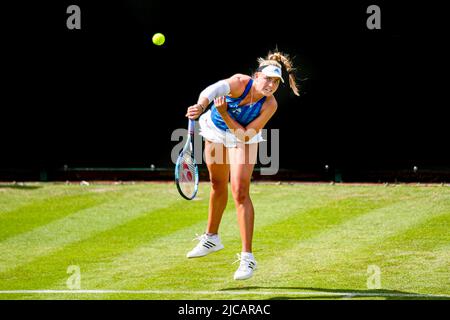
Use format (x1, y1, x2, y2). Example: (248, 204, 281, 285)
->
(214, 96, 228, 115)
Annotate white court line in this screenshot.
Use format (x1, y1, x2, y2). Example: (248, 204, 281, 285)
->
(0, 290, 449, 298)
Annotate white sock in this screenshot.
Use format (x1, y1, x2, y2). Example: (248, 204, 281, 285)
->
(206, 233, 218, 238)
(241, 252, 254, 260)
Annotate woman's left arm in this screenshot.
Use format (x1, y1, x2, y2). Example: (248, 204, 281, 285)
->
(215, 96, 278, 142)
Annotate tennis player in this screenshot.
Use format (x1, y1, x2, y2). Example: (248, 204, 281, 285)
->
(185, 50, 299, 280)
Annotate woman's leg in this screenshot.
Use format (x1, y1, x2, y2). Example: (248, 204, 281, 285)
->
(228, 142, 258, 253)
(204, 140, 230, 234)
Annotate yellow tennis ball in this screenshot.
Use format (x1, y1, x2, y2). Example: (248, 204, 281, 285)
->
(152, 33, 165, 46)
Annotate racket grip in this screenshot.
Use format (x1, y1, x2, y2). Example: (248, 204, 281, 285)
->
(188, 119, 195, 135)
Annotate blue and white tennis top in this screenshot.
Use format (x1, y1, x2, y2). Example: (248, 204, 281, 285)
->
(210, 79, 266, 131)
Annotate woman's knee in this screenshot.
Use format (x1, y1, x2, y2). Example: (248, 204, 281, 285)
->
(210, 176, 228, 192)
(231, 182, 250, 204)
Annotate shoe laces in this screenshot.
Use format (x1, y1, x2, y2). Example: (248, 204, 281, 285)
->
(192, 233, 207, 242)
(232, 253, 255, 271)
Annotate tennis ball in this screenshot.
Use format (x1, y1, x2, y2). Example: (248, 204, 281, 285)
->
(152, 33, 165, 46)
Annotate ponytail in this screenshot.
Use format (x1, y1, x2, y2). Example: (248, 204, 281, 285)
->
(258, 50, 300, 96)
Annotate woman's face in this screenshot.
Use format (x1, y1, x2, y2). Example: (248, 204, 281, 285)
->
(255, 72, 281, 96)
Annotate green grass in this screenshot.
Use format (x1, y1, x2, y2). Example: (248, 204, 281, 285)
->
(0, 182, 449, 300)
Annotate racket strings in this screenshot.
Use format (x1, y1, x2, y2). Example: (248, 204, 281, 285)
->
(177, 151, 197, 197)
(175, 121, 199, 200)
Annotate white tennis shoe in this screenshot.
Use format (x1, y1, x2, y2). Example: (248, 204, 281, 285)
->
(233, 253, 257, 280)
(186, 233, 224, 258)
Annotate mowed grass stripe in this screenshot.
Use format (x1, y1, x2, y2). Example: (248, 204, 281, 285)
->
(0, 184, 113, 213)
(253, 193, 450, 291)
(0, 186, 178, 274)
(91, 186, 348, 290)
(0, 199, 208, 291)
(59, 218, 211, 292)
(0, 193, 116, 241)
(1, 184, 448, 300)
(20, 184, 338, 298)
(172, 191, 448, 299)
(297, 211, 450, 297)
(8, 186, 299, 290)
(39, 186, 433, 298)
(146, 196, 405, 294)
(90, 192, 393, 296)
(256, 195, 402, 248)
(0, 184, 215, 295)
(352, 212, 450, 293)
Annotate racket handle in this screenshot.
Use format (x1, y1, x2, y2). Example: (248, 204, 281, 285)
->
(188, 119, 195, 135)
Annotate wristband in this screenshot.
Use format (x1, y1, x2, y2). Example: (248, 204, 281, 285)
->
(198, 104, 205, 112)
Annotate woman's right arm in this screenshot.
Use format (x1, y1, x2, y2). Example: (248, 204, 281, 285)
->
(186, 74, 249, 119)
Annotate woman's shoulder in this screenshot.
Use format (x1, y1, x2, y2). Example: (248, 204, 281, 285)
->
(229, 73, 251, 81)
(229, 74, 252, 86)
(227, 74, 252, 97)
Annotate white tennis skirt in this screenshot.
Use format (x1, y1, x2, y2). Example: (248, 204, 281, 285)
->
(198, 110, 265, 148)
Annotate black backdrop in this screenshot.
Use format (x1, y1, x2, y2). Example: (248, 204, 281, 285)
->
(1, 1, 449, 176)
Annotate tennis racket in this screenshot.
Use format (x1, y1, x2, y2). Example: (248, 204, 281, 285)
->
(175, 119, 199, 200)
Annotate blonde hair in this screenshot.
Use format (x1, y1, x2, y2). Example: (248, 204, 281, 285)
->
(257, 50, 300, 96)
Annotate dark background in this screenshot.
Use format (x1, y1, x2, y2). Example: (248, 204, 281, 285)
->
(1, 0, 449, 180)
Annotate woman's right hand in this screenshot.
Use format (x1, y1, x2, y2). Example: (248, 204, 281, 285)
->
(185, 104, 204, 119)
